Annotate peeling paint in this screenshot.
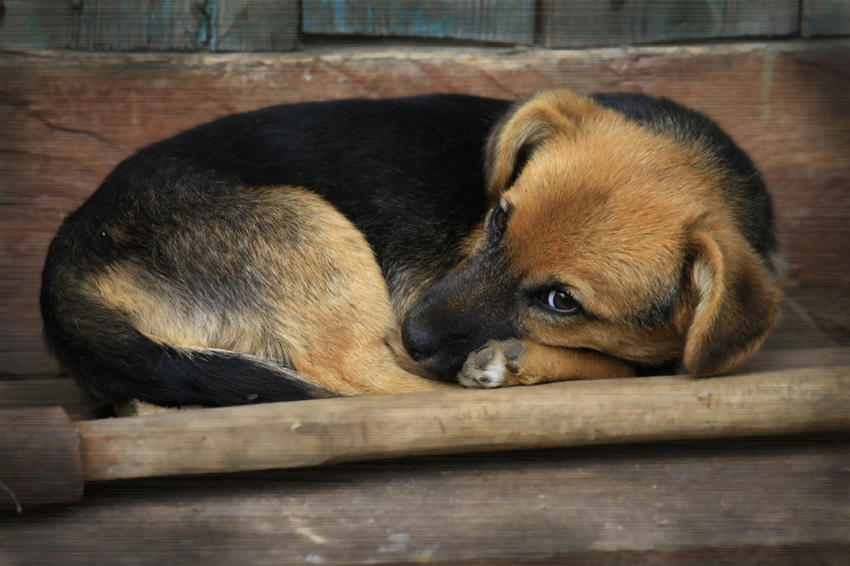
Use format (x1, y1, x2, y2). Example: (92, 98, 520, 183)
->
(196, 0, 218, 51)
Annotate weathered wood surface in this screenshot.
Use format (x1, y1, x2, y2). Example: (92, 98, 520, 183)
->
(0, 407, 83, 510)
(303, 0, 808, 46)
(4, 0, 825, 51)
(3, 358, 846, 509)
(0, 378, 94, 420)
(302, 0, 536, 44)
(1, 433, 847, 564)
(1, 40, 849, 375)
(803, 0, 850, 37)
(68, 365, 850, 482)
(1, 332, 847, 562)
(540, 0, 800, 48)
(0, 0, 298, 51)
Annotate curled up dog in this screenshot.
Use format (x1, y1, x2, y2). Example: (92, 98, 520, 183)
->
(40, 90, 783, 408)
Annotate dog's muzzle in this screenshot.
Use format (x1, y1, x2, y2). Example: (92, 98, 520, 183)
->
(400, 314, 478, 381)
(400, 250, 520, 382)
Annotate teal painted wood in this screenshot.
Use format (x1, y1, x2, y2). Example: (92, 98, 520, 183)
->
(70, 0, 172, 50)
(719, 0, 799, 38)
(0, 0, 297, 51)
(541, 0, 799, 48)
(0, 0, 69, 49)
(217, 0, 298, 50)
(803, 0, 850, 37)
(302, 0, 535, 44)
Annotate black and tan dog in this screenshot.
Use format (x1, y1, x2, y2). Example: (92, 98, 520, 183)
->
(40, 90, 783, 408)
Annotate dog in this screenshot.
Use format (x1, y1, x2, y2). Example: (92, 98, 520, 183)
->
(40, 90, 783, 408)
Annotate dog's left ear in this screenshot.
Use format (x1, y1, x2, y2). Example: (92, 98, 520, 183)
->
(485, 91, 601, 197)
(682, 225, 782, 375)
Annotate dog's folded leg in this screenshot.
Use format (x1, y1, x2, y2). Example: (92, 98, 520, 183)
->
(460, 339, 635, 389)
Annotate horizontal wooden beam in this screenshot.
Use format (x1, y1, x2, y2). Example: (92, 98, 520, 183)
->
(3, 364, 848, 516)
(74, 365, 850, 482)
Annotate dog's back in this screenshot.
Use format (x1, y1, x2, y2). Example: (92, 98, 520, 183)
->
(41, 94, 509, 407)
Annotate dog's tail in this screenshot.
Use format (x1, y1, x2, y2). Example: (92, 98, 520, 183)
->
(40, 254, 338, 409)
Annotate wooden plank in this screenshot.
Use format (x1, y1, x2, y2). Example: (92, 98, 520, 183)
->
(721, 0, 801, 37)
(541, 0, 799, 48)
(0, 0, 67, 50)
(72, 366, 850, 481)
(68, 0, 160, 50)
(803, 0, 850, 37)
(0, 0, 196, 50)
(0, 434, 847, 564)
(0, 0, 297, 51)
(302, 0, 536, 44)
(0, 378, 95, 421)
(4, 364, 846, 507)
(1, 41, 849, 374)
(217, 0, 298, 51)
(0, 407, 83, 511)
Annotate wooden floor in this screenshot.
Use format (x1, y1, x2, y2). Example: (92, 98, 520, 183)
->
(1, 297, 848, 565)
(1, 434, 848, 565)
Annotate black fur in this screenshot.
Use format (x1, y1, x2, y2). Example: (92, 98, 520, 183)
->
(41, 92, 777, 407)
(42, 94, 510, 407)
(402, 241, 522, 380)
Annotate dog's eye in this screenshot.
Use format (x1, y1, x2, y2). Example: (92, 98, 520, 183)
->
(543, 290, 581, 315)
(491, 206, 508, 241)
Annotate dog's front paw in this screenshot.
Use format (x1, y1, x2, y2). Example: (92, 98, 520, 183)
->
(459, 339, 525, 388)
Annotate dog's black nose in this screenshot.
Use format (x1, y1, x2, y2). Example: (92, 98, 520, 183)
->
(401, 316, 440, 362)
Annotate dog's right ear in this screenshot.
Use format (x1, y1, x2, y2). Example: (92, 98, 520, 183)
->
(681, 225, 782, 376)
(485, 91, 602, 197)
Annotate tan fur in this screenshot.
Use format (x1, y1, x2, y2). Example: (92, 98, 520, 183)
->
(93, 186, 452, 396)
(504, 342, 635, 386)
(481, 90, 781, 379)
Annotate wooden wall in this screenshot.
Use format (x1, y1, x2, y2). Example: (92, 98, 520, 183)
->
(540, 0, 800, 47)
(302, 0, 536, 44)
(1, 0, 849, 51)
(0, 0, 300, 51)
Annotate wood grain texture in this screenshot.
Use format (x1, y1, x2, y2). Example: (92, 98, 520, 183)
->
(803, 0, 850, 37)
(0, 0, 69, 50)
(0, 0, 297, 51)
(1, 350, 848, 561)
(216, 0, 298, 51)
(0, 407, 83, 511)
(302, 0, 536, 44)
(3, 357, 846, 508)
(0, 379, 95, 420)
(72, 365, 850, 482)
(1, 434, 848, 564)
(541, 0, 800, 48)
(1, 41, 849, 374)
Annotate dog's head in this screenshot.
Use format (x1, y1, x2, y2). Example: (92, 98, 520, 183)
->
(402, 90, 782, 381)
